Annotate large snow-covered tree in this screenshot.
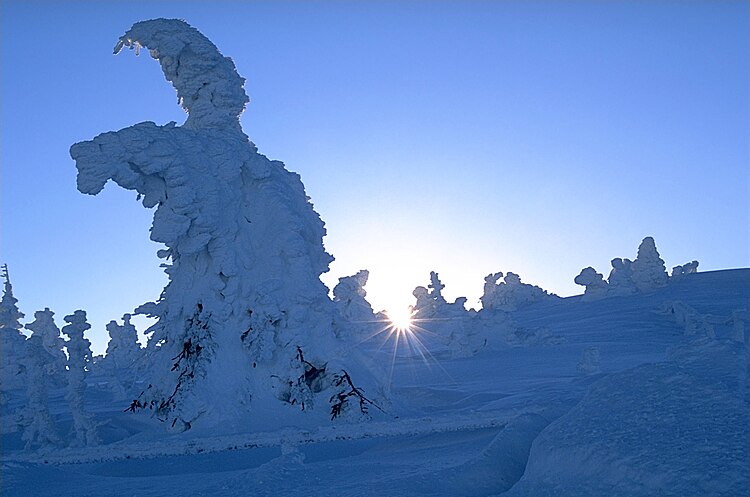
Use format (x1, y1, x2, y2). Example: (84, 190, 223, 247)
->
(70, 19, 375, 429)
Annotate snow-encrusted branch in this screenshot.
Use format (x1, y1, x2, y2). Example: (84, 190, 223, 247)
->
(114, 18, 248, 130)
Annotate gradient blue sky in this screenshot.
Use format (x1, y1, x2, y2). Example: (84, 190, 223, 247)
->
(2, 1, 748, 353)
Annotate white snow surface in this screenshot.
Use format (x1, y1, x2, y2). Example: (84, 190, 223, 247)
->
(3, 269, 747, 496)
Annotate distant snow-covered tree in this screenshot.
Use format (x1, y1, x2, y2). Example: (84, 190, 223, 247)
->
(61, 310, 98, 446)
(574, 267, 608, 301)
(671, 260, 699, 279)
(18, 332, 60, 450)
(606, 258, 637, 296)
(103, 313, 141, 370)
(100, 314, 142, 399)
(481, 271, 560, 311)
(24, 308, 66, 384)
(630, 236, 669, 292)
(0, 264, 26, 392)
(411, 272, 483, 358)
(333, 270, 376, 337)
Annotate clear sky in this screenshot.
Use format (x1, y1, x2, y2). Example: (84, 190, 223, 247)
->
(2, 1, 748, 354)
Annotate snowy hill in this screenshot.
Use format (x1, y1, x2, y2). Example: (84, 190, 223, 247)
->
(3, 268, 747, 496)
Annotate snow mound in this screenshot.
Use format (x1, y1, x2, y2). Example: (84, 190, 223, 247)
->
(506, 338, 749, 497)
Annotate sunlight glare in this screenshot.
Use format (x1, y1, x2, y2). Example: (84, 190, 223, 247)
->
(387, 307, 414, 332)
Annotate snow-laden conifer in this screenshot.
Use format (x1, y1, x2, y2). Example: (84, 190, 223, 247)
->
(61, 310, 98, 446)
(70, 19, 381, 429)
(480, 271, 559, 311)
(574, 267, 608, 301)
(671, 260, 699, 279)
(0, 264, 26, 392)
(100, 314, 142, 398)
(24, 308, 66, 384)
(607, 258, 637, 296)
(630, 236, 669, 292)
(18, 331, 60, 450)
(333, 270, 376, 337)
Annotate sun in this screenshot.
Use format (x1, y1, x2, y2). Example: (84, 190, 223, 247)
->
(387, 307, 414, 332)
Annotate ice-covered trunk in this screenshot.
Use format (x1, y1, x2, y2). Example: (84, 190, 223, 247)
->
(71, 19, 337, 428)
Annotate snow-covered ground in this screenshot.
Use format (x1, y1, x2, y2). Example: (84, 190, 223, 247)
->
(3, 268, 747, 496)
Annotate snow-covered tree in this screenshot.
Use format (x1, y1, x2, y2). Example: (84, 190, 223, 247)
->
(333, 270, 376, 337)
(0, 264, 26, 391)
(61, 310, 98, 446)
(480, 271, 559, 311)
(410, 272, 483, 358)
(630, 236, 668, 292)
(99, 314, 142, 398)
(606, 258, 637, 296)
(671, 260, 699, 279)
(71, 19, 379, 429)
(103, 314, 141, 370)
(574, 267, 608, 301)
(18, 332, 60, 450)
(24, 308, 66, 384)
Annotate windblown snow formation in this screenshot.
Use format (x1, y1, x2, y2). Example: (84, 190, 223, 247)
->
(70, 19, 346, 429)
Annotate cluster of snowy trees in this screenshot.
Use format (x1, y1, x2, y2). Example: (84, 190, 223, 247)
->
(4, 18, 709, 447)
(0, 265, 143, 449)
(574, 237, 699, 301)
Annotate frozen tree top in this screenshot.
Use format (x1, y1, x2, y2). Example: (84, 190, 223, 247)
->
(0, 264, 24, 329)
(114, 18, 249, 130)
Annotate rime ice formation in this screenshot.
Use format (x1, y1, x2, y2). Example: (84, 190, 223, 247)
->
(103, 314, 141, 370)
(24, 308, 67, 383)
(574, 267, 608, 301)
(630, 236, 669, 292)
(70, 19, 373, 429)
(575, 237, 695, 301)
(19, 332, 60, 449)
(607, 257, 637, 296)
(411, 272, 484, 357)
(671, 260, 699, 279)
(332, 270, 376, 337)
(100, 314, 142, 398)
(0, 265, 26, 391)
(480, 271, 559, 311)
(61, 310, 98, 446)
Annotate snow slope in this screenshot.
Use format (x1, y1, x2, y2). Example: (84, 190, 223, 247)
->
(2, 269, 747, 496)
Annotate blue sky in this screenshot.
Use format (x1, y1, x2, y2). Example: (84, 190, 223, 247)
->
(2, 1, 748, 353)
